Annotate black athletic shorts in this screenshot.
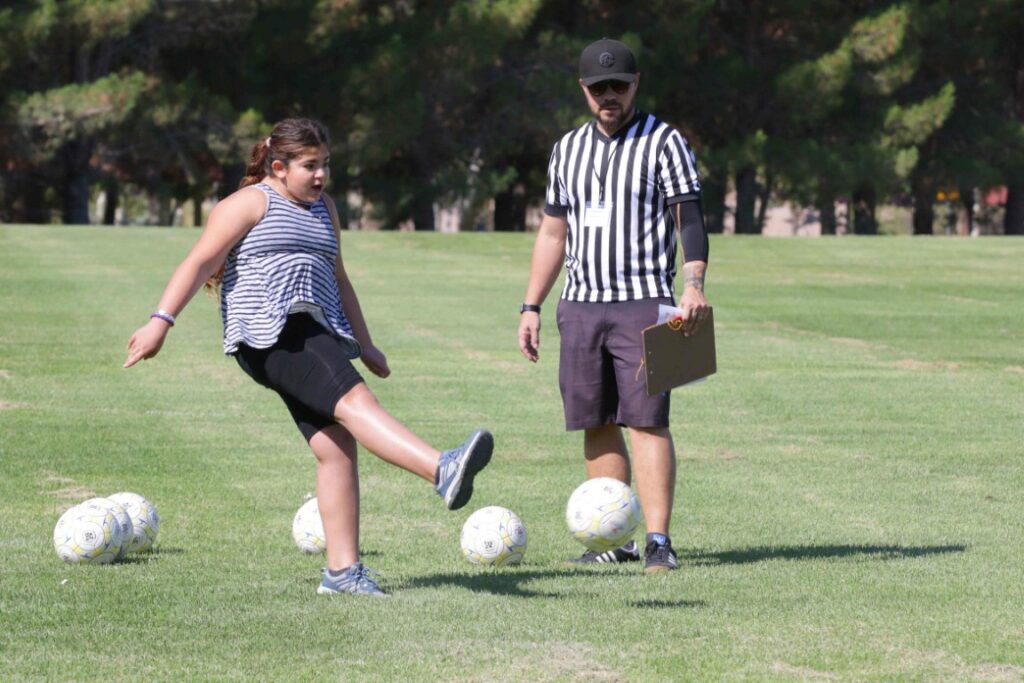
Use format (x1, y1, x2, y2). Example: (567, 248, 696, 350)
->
(234, 313, 364, 442)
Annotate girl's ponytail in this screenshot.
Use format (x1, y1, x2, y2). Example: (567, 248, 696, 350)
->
(239, 139, 271, 189)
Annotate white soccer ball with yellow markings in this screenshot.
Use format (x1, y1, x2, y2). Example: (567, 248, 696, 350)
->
(565, 477, 642, 552)
(292, 497, 326, 554)
(53, 503, 122, 564)
(460, 506, 527, 567)
(109, 491, 160, 553)
(87, 497, 133, 560)
(79, 497, 131, 559)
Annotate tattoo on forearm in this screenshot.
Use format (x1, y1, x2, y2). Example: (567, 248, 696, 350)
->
(677, 204, 706, 292)
(683, 262, 705, 291)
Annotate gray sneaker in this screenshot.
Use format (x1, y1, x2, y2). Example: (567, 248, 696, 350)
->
(435, 429, 493, 510)
(568, 540, 641, 565)
(317, 563, 387, 597)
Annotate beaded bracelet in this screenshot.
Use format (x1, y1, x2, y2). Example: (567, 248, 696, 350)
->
(150, 309, 176, 326)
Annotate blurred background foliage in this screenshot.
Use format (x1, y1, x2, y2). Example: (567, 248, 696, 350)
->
(1, 0, 1022, 234)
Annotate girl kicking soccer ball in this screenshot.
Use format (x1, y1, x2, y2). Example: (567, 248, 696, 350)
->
(124, 118, 492, 597)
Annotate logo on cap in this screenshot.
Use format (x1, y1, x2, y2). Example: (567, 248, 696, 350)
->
(599, 52, 615, 67)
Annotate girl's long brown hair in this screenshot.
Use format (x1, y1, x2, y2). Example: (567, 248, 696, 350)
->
(206, 118, 332, 293)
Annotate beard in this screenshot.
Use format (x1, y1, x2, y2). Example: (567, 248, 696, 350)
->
(596, 104, 634, 134)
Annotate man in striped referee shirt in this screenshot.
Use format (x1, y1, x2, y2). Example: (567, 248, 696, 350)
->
(517, 38, 711, 572)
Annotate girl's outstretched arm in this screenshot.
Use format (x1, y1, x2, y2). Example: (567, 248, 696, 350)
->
(124, 187, 266, 368)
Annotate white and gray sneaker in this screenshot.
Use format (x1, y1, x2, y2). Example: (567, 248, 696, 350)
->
(317, 563, 387, 598)
(435, 429, 493, 510)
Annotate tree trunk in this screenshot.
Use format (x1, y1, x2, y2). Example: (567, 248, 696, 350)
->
(702, 172, 726, 234)
(219, 164, 244, 199)
(332, 166, 350, 230)
(1007, 28, 1024, 234)
(755, 169, 772, 233)
(160, 194, 172, 225)
(911, 174, 934, 235)
(494, 179, 528, 232)
(852, 183, 877, 234)
(411, 192, 435, 231)
(147, 190, 159, 225)
(734, 166, 757, 234)
(1005, 182, 1024, 235)
(102, 177, 119, 225)
(957, 186, 973, 236)
(61, 44, 93, 225)
(147, 172, 172, 226)
(407, 145, 437, 232)
(192, 192, 203, 227)
(62, 138, 93, 225)
(816, 193, 836, 235)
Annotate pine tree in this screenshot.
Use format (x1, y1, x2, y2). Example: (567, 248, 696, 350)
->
(772, 4, 954, 234)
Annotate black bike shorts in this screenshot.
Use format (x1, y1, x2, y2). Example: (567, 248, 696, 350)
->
(234, 313, 364, 441)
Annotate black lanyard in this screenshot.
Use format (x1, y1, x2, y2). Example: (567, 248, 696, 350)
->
(590, 127, 625, 205)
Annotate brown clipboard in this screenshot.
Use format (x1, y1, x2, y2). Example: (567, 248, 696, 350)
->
(641, 308, 716, 395)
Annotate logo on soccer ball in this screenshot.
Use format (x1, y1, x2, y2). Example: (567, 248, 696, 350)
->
(599, 51, 615, 68)
(53, 503, 121, 564)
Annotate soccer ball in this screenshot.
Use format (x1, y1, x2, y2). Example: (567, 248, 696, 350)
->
(79, 497, 130, 559)
(53, 503, 122, 564)
(109, 491, 160, 553)
(292, 497, 325, 554)
(88, 497, 133, 560)
(460, 506, 527, 567)
(565, 477, 642, 552)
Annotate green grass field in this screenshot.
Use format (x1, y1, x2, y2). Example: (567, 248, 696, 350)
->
(1, 226, 1022, 682)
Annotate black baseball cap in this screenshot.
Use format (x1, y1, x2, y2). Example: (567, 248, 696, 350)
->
(579, 38, 638, 85)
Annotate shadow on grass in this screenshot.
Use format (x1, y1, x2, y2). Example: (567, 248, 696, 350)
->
(627, 599, 707, 609)
(686, 543, 967, 565)
(401, 568, 581, 598)
(114, 546, 186, 563)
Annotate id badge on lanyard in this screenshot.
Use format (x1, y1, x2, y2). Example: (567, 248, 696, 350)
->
(585, 134, 621, 231)
(583, 201, 612, 230)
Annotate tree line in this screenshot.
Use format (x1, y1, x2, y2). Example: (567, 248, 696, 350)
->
(1, 0, 1022, 235)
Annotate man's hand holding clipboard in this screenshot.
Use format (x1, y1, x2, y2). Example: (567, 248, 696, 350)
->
(641, 302, 717, 396)
(674, 278, 712, 338)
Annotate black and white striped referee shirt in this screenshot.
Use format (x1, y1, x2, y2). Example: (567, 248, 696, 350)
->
(545, 111, 701, 302)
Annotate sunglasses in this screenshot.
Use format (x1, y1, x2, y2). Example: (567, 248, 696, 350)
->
(587, 80, 632, 97)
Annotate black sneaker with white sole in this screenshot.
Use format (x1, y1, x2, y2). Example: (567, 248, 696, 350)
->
(568, 540, 640, 565)
(644, 538, 679, 573)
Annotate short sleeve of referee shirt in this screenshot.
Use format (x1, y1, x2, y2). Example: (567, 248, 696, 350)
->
(657, 130, 702, 205)
(544, 141, 569, 217)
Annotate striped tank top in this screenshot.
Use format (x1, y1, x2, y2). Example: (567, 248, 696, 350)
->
(220, 183, 360, 357)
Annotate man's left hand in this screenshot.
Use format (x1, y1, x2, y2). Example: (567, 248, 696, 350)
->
(676, 287, 710, 337)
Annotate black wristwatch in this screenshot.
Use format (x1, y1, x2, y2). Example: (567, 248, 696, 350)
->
(519, 303, 541, 314)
